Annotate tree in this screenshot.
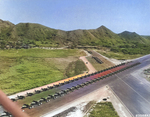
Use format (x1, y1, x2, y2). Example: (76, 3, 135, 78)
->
(122, 49, 129, 54)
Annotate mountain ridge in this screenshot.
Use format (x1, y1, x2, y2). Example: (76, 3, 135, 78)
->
(0, 19, 150, 55)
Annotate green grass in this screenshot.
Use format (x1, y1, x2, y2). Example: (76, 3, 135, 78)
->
(0, 59, 63, 94)
(0, 49, 86, 95)
(0, 48, 82, 58)
(96, 50, 142, 60)
(86, 56, 108, 71)
(89, 102, 119, 117)
(65, 60, 88, 77)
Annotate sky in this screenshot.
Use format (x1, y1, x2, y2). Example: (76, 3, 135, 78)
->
(0, 0, 150, 35)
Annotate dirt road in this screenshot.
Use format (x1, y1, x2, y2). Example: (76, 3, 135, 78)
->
(79, 56, 97, 74)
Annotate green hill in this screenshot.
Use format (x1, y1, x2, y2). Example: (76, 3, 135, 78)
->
(0, 19, 150, 55)
(0, 19, 15, 41)
(118, 31, 149, 44)
(141, 35, 150, 40)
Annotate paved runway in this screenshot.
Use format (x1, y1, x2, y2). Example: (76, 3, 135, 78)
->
(109, 56, 150, 116)
(22, 53, 150, 117)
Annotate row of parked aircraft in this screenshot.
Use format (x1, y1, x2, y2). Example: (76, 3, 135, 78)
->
(8, 61, 140, 113)
(20, 61, 140, 110)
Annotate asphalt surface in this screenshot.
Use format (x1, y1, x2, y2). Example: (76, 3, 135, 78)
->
(109, 55, 150, 116)
(20, 52, 150, 117)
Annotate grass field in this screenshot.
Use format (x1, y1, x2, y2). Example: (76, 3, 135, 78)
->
(89, 102, 119, 117)
(96, 50, 142, 60)
(0, 49, 86, 95)
(0, 49, 84, 58)
(65, 60, 88, 77)
(86, 56, 109, 71)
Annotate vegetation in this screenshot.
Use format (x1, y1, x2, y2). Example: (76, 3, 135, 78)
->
(96, 50, 143, 60)
(89, 102, 119, 117)
(143, 68, 150, 82)
(86, 56, 109, 71)
(110, 43, 150, 55)
(0, 19, 150, 56)
(0, 19, 150, 95)
(0, 49, 86, 95)
(0, 48, 83, 58)
(144, 68, 150, 75)
(141, 35, 150, 40)
(118, 31, 149, 43)
(65, 60, 88, 77)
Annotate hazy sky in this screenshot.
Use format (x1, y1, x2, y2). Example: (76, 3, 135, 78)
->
(0, 0, 150, 35)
